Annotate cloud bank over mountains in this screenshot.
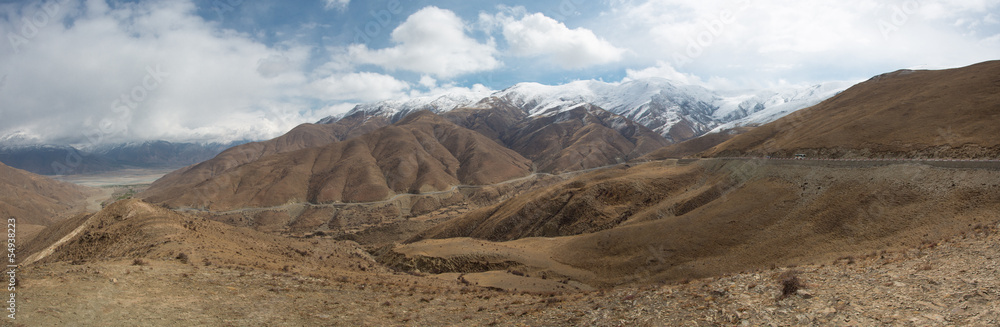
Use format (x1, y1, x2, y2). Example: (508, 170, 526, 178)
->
(0, 0, 996, 145)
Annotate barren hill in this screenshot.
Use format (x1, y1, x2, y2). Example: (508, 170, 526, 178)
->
(405, 159, 1000, 286)
(443, 100, 670, 172)
(642, 127, 751, 160)
(20, 199, 378, 274)
(498, 104, 670, 172)
(704, 60, 1000, 158)
(0, 161, 98, 243)
(146, 112, 390, 198)
(411, 162, 706, 242)
(142, 111, 531, 210)
(405, 61, 1000, 286)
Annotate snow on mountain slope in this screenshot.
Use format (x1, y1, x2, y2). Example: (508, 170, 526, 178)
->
(710, 81, 855, 133)
(317, 88, 493, 124)
(318, 78, 854, 142)
(491, 78, 721, 141)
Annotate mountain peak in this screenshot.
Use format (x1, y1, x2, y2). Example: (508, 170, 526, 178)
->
(319, 78, 851, 144)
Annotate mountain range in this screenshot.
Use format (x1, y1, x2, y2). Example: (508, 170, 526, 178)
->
(0, 141, 243, 175)
(10, 60, 1000, 325)
(402, 60, 1000, 285)
(322, 78, 852, 143)
(0, 77, 845, 177)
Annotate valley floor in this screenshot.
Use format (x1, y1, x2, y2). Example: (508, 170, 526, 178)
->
(15, 222, 1000, 326)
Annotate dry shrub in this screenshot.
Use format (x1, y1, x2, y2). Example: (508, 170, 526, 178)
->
(176, 252, 189, 264)
(777, 270, 803, 299)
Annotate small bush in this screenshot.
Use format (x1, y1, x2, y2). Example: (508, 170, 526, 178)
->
(778, 270, 803, 299)
(176, 253, 189, 264)
(132, 258, 148, 266)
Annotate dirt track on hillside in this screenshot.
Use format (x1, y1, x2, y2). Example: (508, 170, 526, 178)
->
(389, 158, 1000, 288)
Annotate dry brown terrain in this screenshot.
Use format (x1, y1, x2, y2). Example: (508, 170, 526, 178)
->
(0, 161, 99, 244)
(9, 62, 1000, 326)
(447, 99, 670, 172)
(396, 159, 1000, 287)
(142, 111, 390, 206)
(642, 127, 751, 159)
(14, 197, 1000, 326)
(497, 104, 670, 172)
(142, 111, 532, 210)
(704, 60, 1000, 158)
(410, 161, 703, 241)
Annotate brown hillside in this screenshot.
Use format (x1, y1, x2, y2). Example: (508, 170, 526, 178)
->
(0, 161, 98, 243)
(146, 112, 389, 200)
(402, 159, 1000, 286)
(142, 111, 531, 210)
(411, 162, 706, 242)
(705, 60, 1000, 158)
(21, 199, 380, 275)
(501, 104, 670, 172)
(642, 127, 750, 160)
(444, 99, 670, 173)
(442, 97, 529, 144)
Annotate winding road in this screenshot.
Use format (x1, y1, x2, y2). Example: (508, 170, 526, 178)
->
(175, 156, 1000, 215)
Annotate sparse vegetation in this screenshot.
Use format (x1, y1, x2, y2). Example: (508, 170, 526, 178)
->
(115, 188, 138, 201)
(777, 270, 803, 299)
(176, 252, 189, 264)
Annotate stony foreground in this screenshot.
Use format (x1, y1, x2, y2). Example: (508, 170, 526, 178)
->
(12, 222, 999, 326)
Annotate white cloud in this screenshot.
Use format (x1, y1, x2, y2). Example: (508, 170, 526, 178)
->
(0, 0, 314, 145)
(323, 0, 350, 11)
(257, 54, 297, 78)
(599, 0, 1000, 87)
(308, 72, 409, 102)
(624, 61, 704, 86)
(495, 12, 625, 69)
(348, 6, 500, 79)
(985, 13, 999, 24)
(418, 75, 437, 89)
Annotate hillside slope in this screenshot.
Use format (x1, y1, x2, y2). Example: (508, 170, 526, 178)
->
(642, 127, 751, 160)
(705, 61, 1000, 158)
(144, 112, 389, 203)
(0, 161, 97, 243)
(142, 111, 531, 210)
(20, 199, 378, 273)
(405, 159, 1000, 286)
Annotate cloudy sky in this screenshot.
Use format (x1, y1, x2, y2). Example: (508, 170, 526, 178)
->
(0, 0, 997, 146)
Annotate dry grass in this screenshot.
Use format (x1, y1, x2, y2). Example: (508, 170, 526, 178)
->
(706, 60, 1000, 158)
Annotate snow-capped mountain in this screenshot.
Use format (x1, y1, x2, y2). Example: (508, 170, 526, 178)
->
(709, 81, 856, 133)
(317, 88, 493, 124)
(491, 79, 721, 141)
(319, 78, 855, 143)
